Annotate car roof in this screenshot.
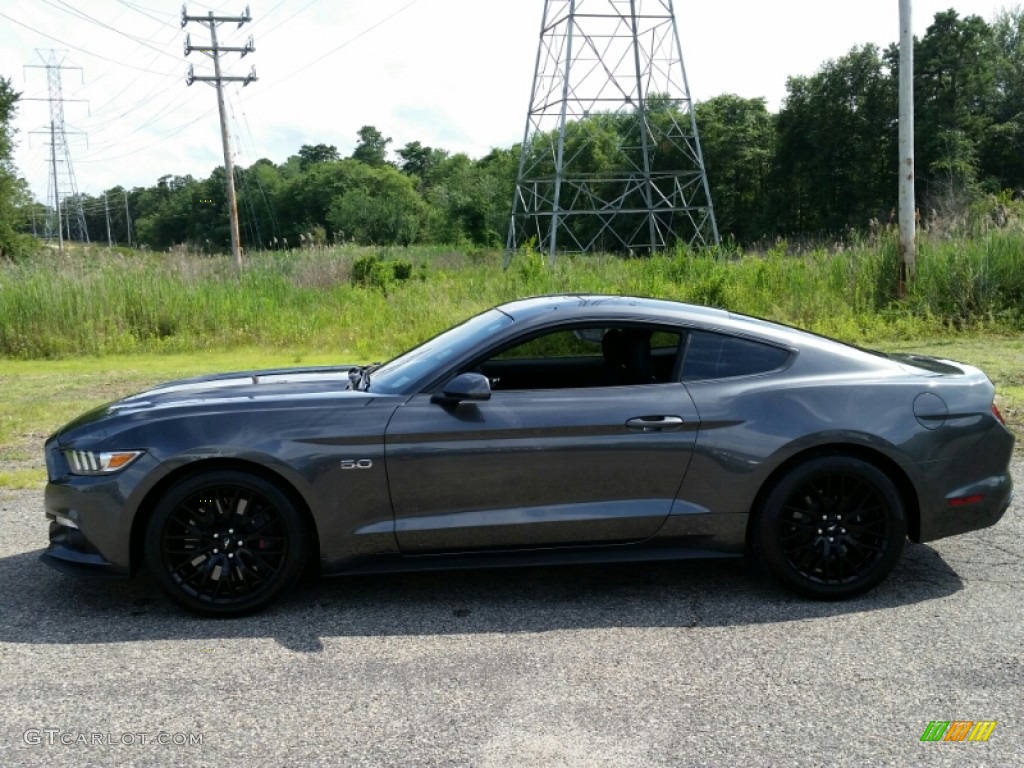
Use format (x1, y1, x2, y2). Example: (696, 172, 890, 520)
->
(498, 294, 728, 323)
(499, 294, 799, 341)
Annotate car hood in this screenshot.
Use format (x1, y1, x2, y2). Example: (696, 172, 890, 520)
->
(117, 365, 362, 404)
(51, 365, 377, 444)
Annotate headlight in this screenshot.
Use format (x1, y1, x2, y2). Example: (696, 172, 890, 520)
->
(64, 450, 144, 475)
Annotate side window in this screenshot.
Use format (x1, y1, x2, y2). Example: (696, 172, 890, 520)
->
(682, 331, 790, 381)
(477, 326, 683, 391)
(650, 331, 680, 351)
(492, 330, 598, 361)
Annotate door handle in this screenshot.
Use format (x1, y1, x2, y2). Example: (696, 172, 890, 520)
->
(625, 415, 685, 432)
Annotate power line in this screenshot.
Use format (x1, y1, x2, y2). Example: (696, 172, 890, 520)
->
(228, 90, 280, 245)
(244, 0, 300, 36)
(75, 108, 216, 163)
(46, 0, 182, 62)
(14, 0, 432, 199)
(79, 71, 184, 134)
(252, 0, 320, 41)
(9, 4, 185, 137)
(254, 0, 422, 95)
(115, 0, 180, 27)
(111, 88, 198, 135)
(78, 34, 185, 127)
(76, 66, 216, 156)
(0, 11, 175, 75)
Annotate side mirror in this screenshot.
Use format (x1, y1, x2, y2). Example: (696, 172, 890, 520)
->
(432, 372, 491, 404)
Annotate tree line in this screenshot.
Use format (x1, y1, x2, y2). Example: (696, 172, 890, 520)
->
(4, 8, 1024, 257)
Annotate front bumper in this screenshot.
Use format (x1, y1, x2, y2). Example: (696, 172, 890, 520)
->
(41, 520, 128, 578)
(42, 442, 161, 576)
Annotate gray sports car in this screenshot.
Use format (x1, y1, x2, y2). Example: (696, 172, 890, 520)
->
(42, 295, 1015, 616)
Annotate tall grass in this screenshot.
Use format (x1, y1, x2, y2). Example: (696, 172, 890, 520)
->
(1, 232, 1021, 360)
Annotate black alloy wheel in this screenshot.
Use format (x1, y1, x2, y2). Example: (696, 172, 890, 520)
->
(145, 470, 308, 616)
(755, 456, 906, 599)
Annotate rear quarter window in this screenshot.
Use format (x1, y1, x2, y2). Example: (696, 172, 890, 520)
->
(682, 330, 791, 380)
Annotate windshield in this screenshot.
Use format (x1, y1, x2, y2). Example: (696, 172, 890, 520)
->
(367, 309, 513, 394)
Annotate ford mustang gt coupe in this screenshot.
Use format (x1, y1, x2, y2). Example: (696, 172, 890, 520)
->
(42, 295, 1015, 616)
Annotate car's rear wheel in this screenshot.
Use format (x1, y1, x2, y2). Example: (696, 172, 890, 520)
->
(754, 456, 906, 600)
(144, 470, 308, 617)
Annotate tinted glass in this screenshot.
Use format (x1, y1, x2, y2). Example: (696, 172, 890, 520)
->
(682, 331, 789, 380)
(369, 309, 514, 393)
(480, 325, 682, 390)
(492, 329, 601, 360)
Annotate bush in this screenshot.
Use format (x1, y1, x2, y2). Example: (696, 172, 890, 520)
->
(351, 254, 415, 291)
(1, 235, 1022, 359)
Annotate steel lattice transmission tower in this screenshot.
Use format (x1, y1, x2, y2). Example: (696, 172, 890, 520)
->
(506, 0, 718, 263)
(26, 50, 90, 249)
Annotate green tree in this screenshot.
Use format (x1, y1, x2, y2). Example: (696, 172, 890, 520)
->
(133, 174, 203, 249)
(422, 151, 515, 246)
(397, 140, 446, 179)
(90, 187, 132, 246)
(914, 11, 999, 206)
(351, 125, 392, 167)
(236, 159, 286, 247)
(771, 45, 897, 234)
(325, 162, 426, 245)
(0, 76, 31, 258)
(278, 159, 360, 238)
(980, 8, 1024, 191)
(928, 129, 982, 220)
(297, 143, 340, 168)
(518, 113, 633, 251)
(694, 95, 775, 242)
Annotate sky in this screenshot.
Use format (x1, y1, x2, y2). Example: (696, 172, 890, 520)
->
(0, 0, 1007, 202)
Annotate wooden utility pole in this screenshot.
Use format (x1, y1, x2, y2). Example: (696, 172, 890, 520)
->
(104, 193, 112, 247)
(898, 0, 916, 294)
(182, 5, 256, 275)
(123, 189, 133, 247)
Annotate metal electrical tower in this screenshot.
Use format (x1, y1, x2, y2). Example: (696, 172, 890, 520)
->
(182, 4, 256, 274)
(25, 50, 90, 253)
(506, 0, 718, 264)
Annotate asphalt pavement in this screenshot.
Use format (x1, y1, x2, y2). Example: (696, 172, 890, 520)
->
(0, 462, 1021, 767)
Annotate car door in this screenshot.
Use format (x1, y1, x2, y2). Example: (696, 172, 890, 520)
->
(384, 324, 701, 553)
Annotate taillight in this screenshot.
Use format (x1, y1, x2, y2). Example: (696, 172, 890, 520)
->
(991, 403, 1006, 425)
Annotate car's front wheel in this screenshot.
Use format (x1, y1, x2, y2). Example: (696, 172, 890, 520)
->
(144, 470, 309, 617)
(754, 456, 906, 600)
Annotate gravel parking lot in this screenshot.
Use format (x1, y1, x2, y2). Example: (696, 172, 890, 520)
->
(1, 461, 1021, 767)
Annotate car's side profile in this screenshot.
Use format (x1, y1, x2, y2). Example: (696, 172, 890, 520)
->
(42, 296, 1015, 616)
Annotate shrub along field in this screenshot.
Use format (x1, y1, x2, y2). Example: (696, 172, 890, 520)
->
(0, 233, 1021, 488)
(1, 231, 1022, 360)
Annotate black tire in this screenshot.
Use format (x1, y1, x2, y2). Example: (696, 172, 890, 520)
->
(753, 456, 906, 600)
(144, 470, 309, 617)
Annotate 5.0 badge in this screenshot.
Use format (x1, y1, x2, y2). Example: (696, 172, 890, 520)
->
(340, 459, 373, 470)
